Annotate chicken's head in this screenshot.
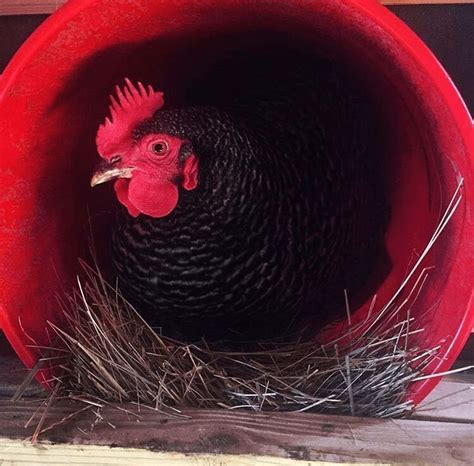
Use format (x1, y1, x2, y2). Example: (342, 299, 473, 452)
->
(91, 79, 199, 218)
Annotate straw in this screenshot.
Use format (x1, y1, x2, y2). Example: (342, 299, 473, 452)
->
(19, 179, 467, 438)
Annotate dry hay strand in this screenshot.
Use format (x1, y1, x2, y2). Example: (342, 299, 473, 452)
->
(46, 263, 434, 417)
(21, 179, 471, 439)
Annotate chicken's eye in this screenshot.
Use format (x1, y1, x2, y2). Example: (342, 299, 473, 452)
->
(150, 140, 169, 156)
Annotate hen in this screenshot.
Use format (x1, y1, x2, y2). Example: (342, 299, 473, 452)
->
(91, 64, 384, 341)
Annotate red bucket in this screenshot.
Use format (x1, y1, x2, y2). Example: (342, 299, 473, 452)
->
(0, 0, 472, 405)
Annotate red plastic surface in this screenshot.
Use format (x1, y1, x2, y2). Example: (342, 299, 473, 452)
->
(0, 0, 472, 404)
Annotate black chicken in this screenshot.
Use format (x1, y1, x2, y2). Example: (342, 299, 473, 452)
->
(91, 61, 384, 341)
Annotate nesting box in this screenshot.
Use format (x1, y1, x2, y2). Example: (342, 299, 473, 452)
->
(0, 0, 472, 405)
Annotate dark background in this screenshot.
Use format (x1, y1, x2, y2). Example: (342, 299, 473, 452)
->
(0, 5, 472, 112)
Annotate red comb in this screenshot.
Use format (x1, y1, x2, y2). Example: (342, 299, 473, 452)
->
(96, 79, 164, 156)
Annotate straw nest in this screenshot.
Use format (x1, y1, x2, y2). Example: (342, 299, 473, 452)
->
(21, 180, 466, 440)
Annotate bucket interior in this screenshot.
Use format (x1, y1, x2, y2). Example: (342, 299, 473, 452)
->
(0, 1, 469, 398)
(67, 35, 396, 341)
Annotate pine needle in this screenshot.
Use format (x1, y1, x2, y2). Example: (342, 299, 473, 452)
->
(17, 179, 467, 439)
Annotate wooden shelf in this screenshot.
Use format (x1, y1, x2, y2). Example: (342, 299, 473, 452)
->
(1, 1, 473, 16)
(0, 345, 473, 465)
(1, 398, 473, 464)
(1, 1, 63, 15)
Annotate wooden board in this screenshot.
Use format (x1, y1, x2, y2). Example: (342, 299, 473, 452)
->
(0, 1, 473, 16)
(413, 374, 474, 424)
(1, 1, 63, 15)
(1, 400, 473, 465)
(0, 441, 346, 466)
(0, 348, 472, 464)
(0, 340, 473, 464)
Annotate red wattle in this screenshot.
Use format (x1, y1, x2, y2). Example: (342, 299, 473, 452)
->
(127, 176, 179, 218)
(114, 179, 141, 217)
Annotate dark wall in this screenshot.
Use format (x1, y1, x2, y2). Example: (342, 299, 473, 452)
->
(390, 5, 473, 113)
(0, 6, 472, 112)
(0, 15, 48, 71)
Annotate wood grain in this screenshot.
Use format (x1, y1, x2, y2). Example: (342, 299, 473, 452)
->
(1, 400, 473, 464)
(0, 348, 472, 464)
(1, 1, 63, 16)
(414, 377, 474, 424)
(1, 1, 473, 16)
(0, 440, 330, 466)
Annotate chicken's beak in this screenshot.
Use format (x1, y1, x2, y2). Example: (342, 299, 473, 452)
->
(90, 164, 134, 187)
